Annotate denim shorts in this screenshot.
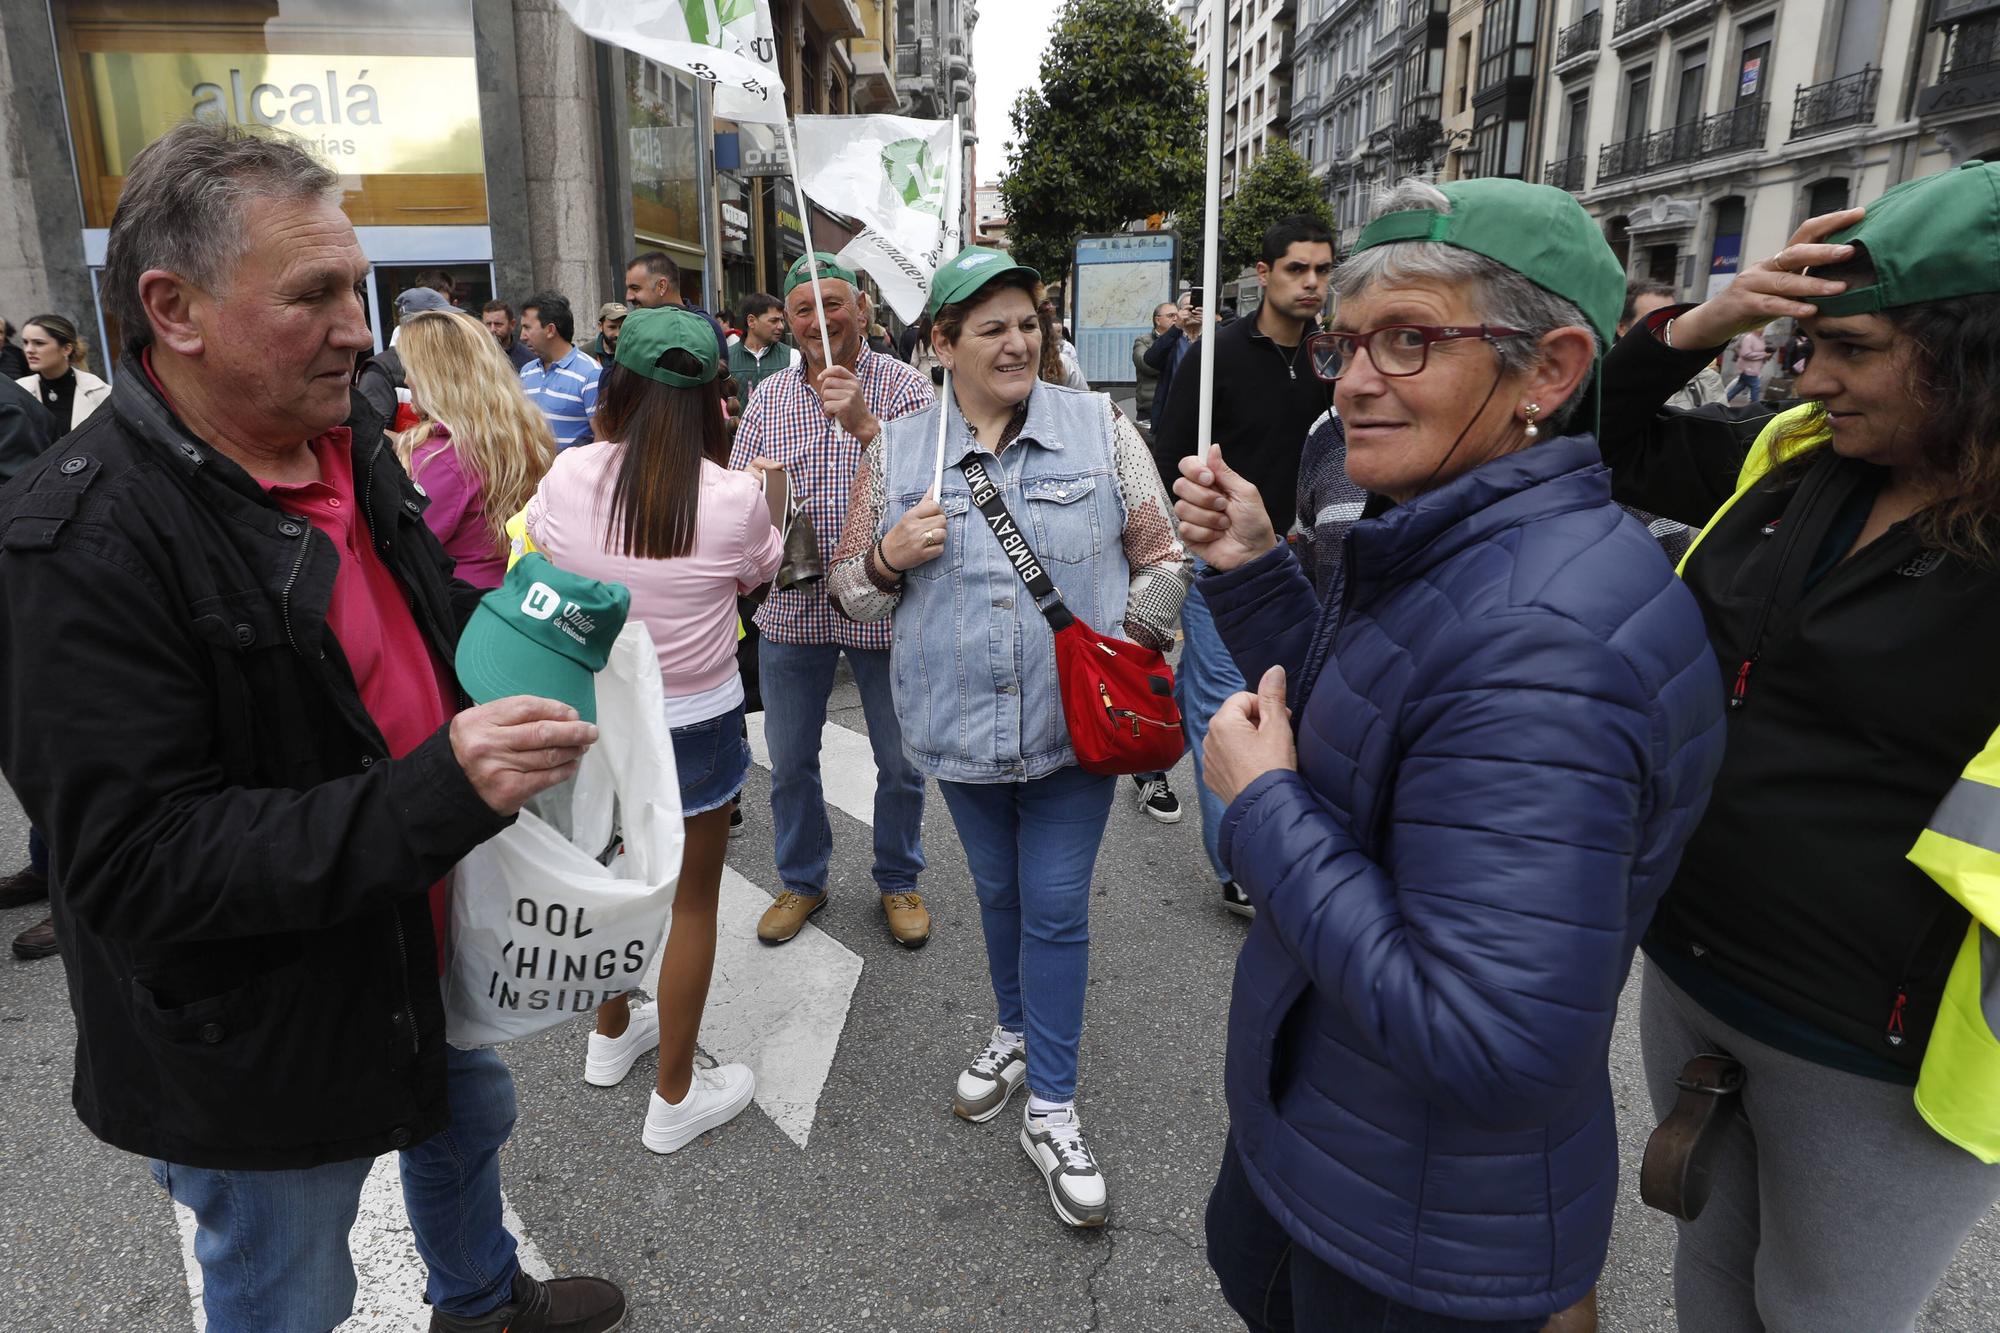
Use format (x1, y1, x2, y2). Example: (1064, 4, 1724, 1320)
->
(670, 703, 751, 816)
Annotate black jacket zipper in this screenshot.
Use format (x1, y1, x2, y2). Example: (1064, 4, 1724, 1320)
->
(1725, 462, 1835, 711)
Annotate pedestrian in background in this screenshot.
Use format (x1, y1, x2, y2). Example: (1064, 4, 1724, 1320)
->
(482, 298, 537, 372)
(1600, 173, 2000, 1333)
(728, 252, 936, 949)
(625, 250, 729, 361)
(829, 247, 1190, 1229)
(528, 306, 785, 1155)
(1153, 215, 1336, 919)
(726, 291, 799, 401)
(1177, 176, 1724, 1332)
(1727, 324, 1771, 403)
(15, 313, 109, 438)
(518, 291, 601, 451)
(0, 119, 624, 1333)
(392, 309, 555, 589)
(592, 301, 627, 364)
(1141, 290, 1199, 437)
(1131, 301, 1176, 429)
(0, 317, 29, 381)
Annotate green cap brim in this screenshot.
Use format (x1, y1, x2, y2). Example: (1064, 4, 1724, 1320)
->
(784, 252, 859, 299)
(455, 602, 600, 724)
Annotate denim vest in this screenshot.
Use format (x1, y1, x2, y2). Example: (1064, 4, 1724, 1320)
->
(878, 382, 1130, 783)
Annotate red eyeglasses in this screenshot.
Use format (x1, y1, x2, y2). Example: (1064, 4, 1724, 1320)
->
(1307, 324, 1531, 382)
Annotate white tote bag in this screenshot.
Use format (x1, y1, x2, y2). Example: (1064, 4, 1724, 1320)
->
(445, 622, 684, 1046)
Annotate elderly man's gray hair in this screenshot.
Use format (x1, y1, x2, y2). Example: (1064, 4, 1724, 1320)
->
(1335, 178, 1600, 432)
(102, 122, 342, 356)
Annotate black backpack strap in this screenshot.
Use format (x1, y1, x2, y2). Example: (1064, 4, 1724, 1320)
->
(959, 455, 1073, 629)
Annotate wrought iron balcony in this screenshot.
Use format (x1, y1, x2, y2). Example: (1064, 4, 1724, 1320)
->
(1918, 20, 2000, 116)
(1791, 66, 1879, 138)
(1555, 11, 1601, 67)
(1598, 102, 1767, 182)
(1545, 154, 1587, 192)
(1612, 0, 1719, 42)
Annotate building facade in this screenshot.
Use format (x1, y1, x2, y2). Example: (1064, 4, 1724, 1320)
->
(0, 0, 906, 368)
(1538, 0, 1968, 298)
(1190, 0, 1301, 198)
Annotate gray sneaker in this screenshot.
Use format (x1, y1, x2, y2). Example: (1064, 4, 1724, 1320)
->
(1020, 1103, 1109, 1228)
(952, 1027, 1026, 1122)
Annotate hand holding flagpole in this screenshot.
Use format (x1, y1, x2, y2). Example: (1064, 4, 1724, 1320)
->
(1195, 8, 1225, 461)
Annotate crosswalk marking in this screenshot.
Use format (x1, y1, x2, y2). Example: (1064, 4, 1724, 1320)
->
(745, 715, 884, 827)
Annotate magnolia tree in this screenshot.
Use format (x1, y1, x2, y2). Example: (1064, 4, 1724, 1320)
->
(998, 0, 1205, 282)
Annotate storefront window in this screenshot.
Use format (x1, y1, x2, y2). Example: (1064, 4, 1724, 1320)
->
(627, 56, 703, 264)
(53, 0, 487, 229)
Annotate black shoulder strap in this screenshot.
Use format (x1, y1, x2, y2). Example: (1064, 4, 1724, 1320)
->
(958, 455, 1073, 629)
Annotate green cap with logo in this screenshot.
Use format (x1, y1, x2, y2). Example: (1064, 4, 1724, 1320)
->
(928, 246, 1041, 319)
(455, 553, 631, 724)
(1813, 160, 2000, 318)
(1355, 178, 1624, 347)
(614, 306, 721, 389)
(783, 251, 859, 299)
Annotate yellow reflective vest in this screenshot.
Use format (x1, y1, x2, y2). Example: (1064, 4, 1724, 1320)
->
(1678, 405, 2000, 1162)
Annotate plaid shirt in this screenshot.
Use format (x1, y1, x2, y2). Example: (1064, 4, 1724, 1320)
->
(729, 346, 934, 647)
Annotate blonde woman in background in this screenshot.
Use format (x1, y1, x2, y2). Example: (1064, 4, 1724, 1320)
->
(393, 309, 556, 588)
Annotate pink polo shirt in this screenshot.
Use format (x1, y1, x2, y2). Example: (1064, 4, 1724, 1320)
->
(261, 431, 460, 972)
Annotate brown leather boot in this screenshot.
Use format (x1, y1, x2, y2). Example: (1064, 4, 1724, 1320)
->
(880, 892, 930, 948)
(11, 915, 56, 960)
(756, 890, 826, 945)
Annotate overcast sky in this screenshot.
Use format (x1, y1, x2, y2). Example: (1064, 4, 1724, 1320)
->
(970, 0, 1065, 189)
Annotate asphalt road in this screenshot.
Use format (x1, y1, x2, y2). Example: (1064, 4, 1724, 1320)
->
(3, 666, 1997, 1332)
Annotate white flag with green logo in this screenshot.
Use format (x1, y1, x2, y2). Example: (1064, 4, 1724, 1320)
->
(792, 114, 962, 322)
(554, 0, 785, 124)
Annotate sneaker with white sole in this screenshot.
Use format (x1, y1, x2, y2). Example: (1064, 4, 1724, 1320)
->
(1020, 1104, 1109, 1228)
(1221, 879, 1255, 919)
(583, 1000, 660, 1088)
(952, 1027, 1026, 1122)
(643, 1064, 756, 1154)
(1132, 776, 1182, 824)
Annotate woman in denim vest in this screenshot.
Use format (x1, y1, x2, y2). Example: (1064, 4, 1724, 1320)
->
(829, 249, 1191, 1228)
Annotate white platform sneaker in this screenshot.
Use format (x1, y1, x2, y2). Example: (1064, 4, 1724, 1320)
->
(952, 1027, 1027, 1122)
(583, 1000, 660, 1088)
(643, 1064, 756, 1154)
(1020, 1103, 1109, 1228)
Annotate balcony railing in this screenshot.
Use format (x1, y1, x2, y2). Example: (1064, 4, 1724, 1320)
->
(1555, 11, 1601, 66)
(1598, 101, 1767, 182)
(1545, 154, 1588, 191)
(1791, 66, 1879, 138)
(1917, 21, 2000, 116)
(1613, 0, 1718, 40)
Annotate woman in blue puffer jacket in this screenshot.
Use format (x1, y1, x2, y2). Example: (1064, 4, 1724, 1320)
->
(1173, 177, 1729, 1331)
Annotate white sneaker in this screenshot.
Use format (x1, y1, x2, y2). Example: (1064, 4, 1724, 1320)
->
(583, 1000, 660, 1087)
(1020, 1104, 1109, 1228)
(952, 1027, 1027, 1122)
(643, 1064, 756, 1154)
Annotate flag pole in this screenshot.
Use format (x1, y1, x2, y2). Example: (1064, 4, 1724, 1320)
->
(1195, 5, 1225, 462)
(930, 113, 963, 502)
(782, 118, 836, 369)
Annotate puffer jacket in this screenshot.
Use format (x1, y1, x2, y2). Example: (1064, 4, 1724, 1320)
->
(1202, 433, 1726, 1322)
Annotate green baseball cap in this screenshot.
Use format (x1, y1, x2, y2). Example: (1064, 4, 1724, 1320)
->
(1355, 178, 1625, 348)
(614, 306, 720, 388)
(783, 251, 859, 299)
(928, 246, 1041, 318)
(455, 553, 630, 724)
(1814, 161, 2000, 318)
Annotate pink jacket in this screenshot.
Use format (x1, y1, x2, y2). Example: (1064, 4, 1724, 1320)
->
(526, 445, 782, 699)
(409, 427, 508, 589)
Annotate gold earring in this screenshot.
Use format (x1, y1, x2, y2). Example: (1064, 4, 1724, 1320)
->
(1523, 402, 1541, 441)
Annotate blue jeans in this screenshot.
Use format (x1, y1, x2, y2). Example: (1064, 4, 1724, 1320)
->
(1176, 578, 1244, 883)
(757, 638, 924, 896)
(1729, 371, 1761, 403)
(28, 825, 47, 878)
(1207, 1134, 1545, 1333)
(937, 766, 1115, 1103)
(151, 1045, 520, 1331)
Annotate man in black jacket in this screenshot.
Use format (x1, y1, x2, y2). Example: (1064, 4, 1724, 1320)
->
(0, 123, 625, 1333)
(1152, 215, 1335, 919)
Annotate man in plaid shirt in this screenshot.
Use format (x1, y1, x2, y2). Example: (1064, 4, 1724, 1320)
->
(729, 254, 936, 948)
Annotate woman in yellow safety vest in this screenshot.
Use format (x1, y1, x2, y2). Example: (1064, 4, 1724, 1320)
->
(1597, 165, 2000, 1331)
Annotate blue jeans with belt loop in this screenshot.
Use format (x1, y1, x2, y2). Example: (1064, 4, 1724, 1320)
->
(937, 765, 1116, 1103)
(1176, 575, 1245, 884)
(151, 1044, 520, 1331)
